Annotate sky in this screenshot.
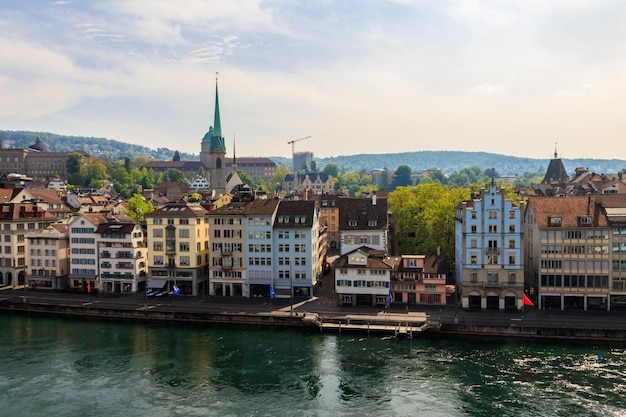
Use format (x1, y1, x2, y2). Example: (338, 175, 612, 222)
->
(1, 1, 625, 160)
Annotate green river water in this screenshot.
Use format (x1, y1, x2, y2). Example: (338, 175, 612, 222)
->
(1, 314, 625, 417)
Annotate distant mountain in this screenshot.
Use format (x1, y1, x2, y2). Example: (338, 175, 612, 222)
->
(2, 130, 625, 176)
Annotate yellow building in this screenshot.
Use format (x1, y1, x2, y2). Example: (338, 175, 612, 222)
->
(146, 202, 210, 296)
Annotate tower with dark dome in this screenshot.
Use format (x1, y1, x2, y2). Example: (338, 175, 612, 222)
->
(200, 76, 226, 197)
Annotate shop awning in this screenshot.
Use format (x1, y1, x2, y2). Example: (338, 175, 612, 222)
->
(147, 279, 167, 289)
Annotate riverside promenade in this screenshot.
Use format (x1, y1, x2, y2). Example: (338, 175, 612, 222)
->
(3, 279, 626, 341)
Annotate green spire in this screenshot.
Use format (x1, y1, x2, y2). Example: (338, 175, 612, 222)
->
(210, 76, 225, 152)
(213, 79, 222, 139)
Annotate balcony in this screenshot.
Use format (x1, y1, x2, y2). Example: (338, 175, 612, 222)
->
(485, 246, 501, 255)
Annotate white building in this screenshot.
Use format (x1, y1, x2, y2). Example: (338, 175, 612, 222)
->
(338, 195, 389, 255)
(68, 213, 106, 291)
(333, 247, 392, 306)
(272, 200, 320, 298)
(244, 199, 280, 297)
(96, 214, 147, 293)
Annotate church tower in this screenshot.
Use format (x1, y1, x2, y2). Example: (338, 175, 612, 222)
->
(200, 75, 227, 197)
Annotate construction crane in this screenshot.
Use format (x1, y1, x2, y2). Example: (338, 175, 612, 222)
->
(287, 136, 311, 172)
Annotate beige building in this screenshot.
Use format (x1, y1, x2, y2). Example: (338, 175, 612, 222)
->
(206, 202, 249, 296)
(146, 202, 210, 296)
(0, 202, 55, 287)
(27, 224, 70, 290)
(524, 195, 611, 310)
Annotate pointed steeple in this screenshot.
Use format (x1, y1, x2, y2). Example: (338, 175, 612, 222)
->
(210, 74, 226, 153)
(232, 133, 237, 173)
(213, 75, 222, 140)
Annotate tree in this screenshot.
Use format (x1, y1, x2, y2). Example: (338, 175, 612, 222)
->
(322, 163, 339, 178)
(268, 165, 291, 192)
(66, 152, 83, 176)
(83, 157, 108, 187)
(172, 151, 181, 162)
(131, 156, 152, 170)
(127, 194, 154, 221)
(163, 168, 186, 183)
(388, 183, 470, 270)
(237, 170, 255, 188)
(392, 165, 413, 188)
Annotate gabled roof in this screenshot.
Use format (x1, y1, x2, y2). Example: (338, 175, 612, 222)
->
(332, 246, 393, 269)
(244, 198, 281, 215)
(147, 202, 208, 217)
(27, 188, 64, 205)
(0, 203, 54, 221)
(526, 196, 609, 228)
(338, 196, 388, 230)
(595, 194, 626, 223)
(274, 200, 316, 228)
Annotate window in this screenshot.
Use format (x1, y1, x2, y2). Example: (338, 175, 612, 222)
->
(179, 229, 189, 238)
(470, 255, 477, 265)
(488, 225, 498, 233)
(153, 241, 163, 251)
(470, 272, 478, 283)
(471, 211, 477, 219)
(508, 254, 516, 265)
(153, 255, 163, 265)
(153, 229, 163, 238)
(180, 256, 190, 266)
(471, 225, 477, 233)
(549, 216, 562, 226)
(179, 242, 190, 252)
(508, 272, 516, 283)
(487, 272, 499, 283)
(488, 210, 497, 219)
(470, 239, 477, 248)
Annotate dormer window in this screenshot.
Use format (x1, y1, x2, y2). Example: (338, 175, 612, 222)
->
(349, 220, 357, 227)
(368, 220, 377, 227)
(549, 216, 562, 227)
(578, 215, 592, 226)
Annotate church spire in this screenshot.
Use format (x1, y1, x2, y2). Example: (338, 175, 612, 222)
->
(232, 133, 237, 173)
(209, 73, 226, 153)
(213, 73, 222, 140)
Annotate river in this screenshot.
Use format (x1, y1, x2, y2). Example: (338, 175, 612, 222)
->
(1, 314, 625, 416)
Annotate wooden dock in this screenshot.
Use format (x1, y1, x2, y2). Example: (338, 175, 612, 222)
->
(304, 312, 430, 337)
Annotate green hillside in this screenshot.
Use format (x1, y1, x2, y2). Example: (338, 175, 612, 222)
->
(2, 130, 625, 176)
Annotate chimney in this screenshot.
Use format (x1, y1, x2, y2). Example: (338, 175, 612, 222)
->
(372, 192, 377, 206)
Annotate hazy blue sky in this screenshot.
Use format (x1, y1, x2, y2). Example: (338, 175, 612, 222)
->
(1, 1, 625, 159)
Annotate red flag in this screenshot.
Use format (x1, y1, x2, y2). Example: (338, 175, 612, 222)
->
(523, 292, 534, 307)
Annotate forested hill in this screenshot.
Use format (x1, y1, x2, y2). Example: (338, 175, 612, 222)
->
(0, 130, 197, 161)
(2, 130, 625, 176)
(277, 151, 626, 176)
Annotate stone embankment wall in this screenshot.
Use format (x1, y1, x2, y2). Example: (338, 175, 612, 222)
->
(434, 323, 626, 341)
